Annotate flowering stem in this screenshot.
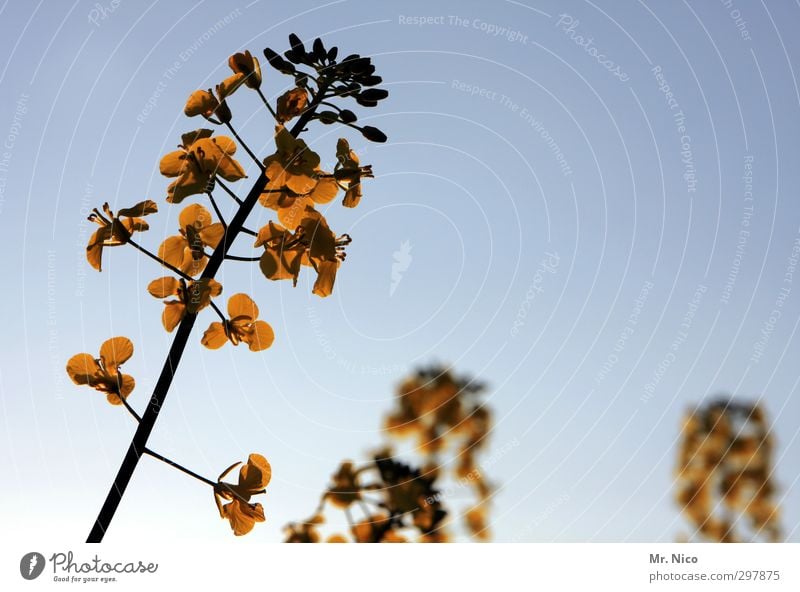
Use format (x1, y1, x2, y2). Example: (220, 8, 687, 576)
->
(143, 447, 216, 487)
(86, 82, 328, 543)
(209, 300, 226, 322)
(224, 122, 264, 172)
(225, 254, 261, 262)
(127, 238, 193, 282)
(215, 177, 243, 205)
(119, 396, 141, 423)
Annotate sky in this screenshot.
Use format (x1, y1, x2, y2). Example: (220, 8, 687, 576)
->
(1, 0, 799, 543)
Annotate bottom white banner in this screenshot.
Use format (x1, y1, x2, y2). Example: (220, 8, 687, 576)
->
(3, 542, 797, 591)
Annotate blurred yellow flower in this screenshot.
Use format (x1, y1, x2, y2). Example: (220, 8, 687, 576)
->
(147, 276, 222, 332)
(157, 203, 225, 277)
(201, 293, 275, 351)
(160, 129, 246, 203)
(66, 337, 135, 405)
(214, 454, 271, 536)
(86, 201, 157, 271)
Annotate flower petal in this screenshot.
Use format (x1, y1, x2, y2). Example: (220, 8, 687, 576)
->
(179, 203, 213, 230)
(147, 276, 181, 299)
(238, 454, 272, 491)
(312, 260, 338, 297)
(310, 176, 338, 204)
(162, 301, 185, 332)
(201, 322, 228, 349)
(158, 235, 188, 269)
(99, 336, 134, 370)
(159, 151, 186, 177)
(244, 320, 274, 352)
(117, 200, 158, 217)
(199, 223, 225, 249)
(66, 353, 102, 386)
(228, 293, 258, 321)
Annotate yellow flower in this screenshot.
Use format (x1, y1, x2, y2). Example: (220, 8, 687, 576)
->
(256, 207, 350, 297)
(157, 203, 225, 277)
(201, 293, 275, 351)
(66, 337, 135, 405)
(160, 129, 247, 203)
(335, 138, 373, 208)
(276, 87, 309, 122)
(214, 454, 271, 536)
(217, 73, 246, 100)
(228, 50, 261, 89)
(263, 125, 321, 195)
(86, 201, 157, 271)
(147, 276, 222, 332)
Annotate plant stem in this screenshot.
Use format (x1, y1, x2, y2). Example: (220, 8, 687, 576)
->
(143, 448, 216, 487)
(215, 177, 243, 205)
(86, 83, 328, 543)
(225, 254, 261, 262)
(256, 87, 279, 121)
(128, 238, 193, 282)
(206, 192, 227, 227)
(225, 122, 264, 172)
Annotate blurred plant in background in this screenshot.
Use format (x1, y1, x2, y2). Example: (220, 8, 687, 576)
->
(285, 365, 494, 542)
(675, 398, 781, 542)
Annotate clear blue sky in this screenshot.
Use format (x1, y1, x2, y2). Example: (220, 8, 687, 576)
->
(1, 0, 799, 543)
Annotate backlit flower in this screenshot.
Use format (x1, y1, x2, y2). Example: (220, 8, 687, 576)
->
(157, 203, 225, 277)
(263, 125, 321, 195)
(86, 201, 157, 271)
(201, 293, 275, 351)
(335, 138, 373, 208)
(214, 453, 271, 536)
(66, 337, 135, 405)
(276, 87, 308, 122)
(147, 276, 222, 332)
(256, 207, 350, 297)
(228, 50, 262, 89)
(160, 129, 246, 203)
